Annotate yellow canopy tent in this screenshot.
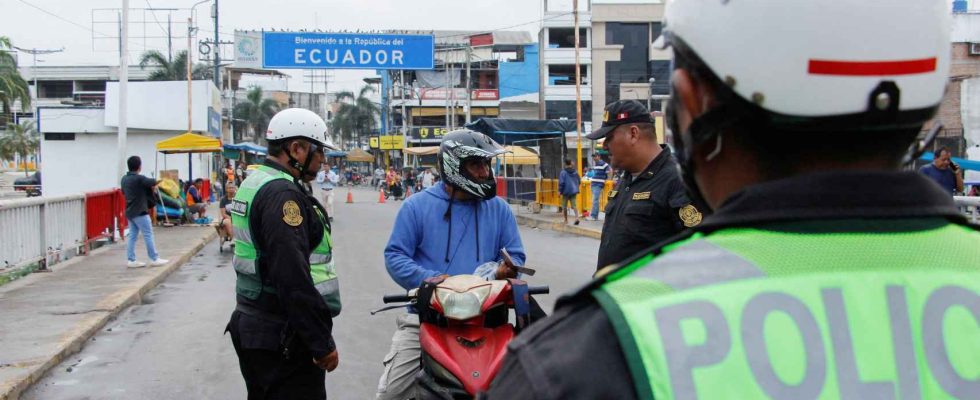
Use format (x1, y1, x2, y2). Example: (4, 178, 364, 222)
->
(155, 132, 223, 183)
(156, 132, 223, 154)
(495, 146, 539, 165)
(402, 146, 440, 156)
(347, 148, 375, 163)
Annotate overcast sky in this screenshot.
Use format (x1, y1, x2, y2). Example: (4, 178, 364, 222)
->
(2, 0, 545, 94)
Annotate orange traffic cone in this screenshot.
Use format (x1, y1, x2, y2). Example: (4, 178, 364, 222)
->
(378, 189, 386, 204)
(346, 189, 354, 204)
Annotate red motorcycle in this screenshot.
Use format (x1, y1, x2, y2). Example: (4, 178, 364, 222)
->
(375, 274, 548, 399)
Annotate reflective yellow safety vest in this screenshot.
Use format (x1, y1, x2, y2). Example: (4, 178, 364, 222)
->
(595, 223, 980, 400)
(230, 165, 341, 317)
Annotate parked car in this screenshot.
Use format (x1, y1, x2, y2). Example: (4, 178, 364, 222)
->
(13, 172, 41, 197)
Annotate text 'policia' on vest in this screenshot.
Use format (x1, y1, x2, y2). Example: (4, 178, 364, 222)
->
(596, 222, 980, 400)
(231, 164, 341, 316)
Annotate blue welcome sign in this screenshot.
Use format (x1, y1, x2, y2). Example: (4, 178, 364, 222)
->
(262, 32, 434, 70)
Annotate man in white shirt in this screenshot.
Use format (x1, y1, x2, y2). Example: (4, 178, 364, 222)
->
(420, 168, 435, 189)
(315, 163, 340, 221)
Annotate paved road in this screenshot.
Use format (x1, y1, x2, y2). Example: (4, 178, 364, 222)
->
(24, 188, 600, 399)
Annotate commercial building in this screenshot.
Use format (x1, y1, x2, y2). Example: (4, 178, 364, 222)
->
(539, 0, 668, 158)
(380, 30, 539, 149)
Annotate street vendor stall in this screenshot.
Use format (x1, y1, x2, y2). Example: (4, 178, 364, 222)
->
(155, 132, 222, 197)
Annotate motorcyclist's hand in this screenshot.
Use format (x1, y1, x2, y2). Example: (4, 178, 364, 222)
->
(314, 350, 339, 372)
(495, 260, 518, 280)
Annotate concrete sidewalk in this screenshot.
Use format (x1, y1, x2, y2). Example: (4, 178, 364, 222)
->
(511, 204, 603, 239)
(0, 223, 216, 400)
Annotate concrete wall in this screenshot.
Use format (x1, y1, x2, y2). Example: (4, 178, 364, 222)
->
(104, 81, 220, 133)
(41, 130, 214, 197)
(37, 107, 114, 134)
(591, 3, 663, 22)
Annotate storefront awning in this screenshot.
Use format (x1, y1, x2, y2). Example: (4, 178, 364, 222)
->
(403, 146, 440, 156)
(496, 146, 539, 165)
(347, 148, 375, 162)
(156, 132, 222, 154)
(411, 107, 500, 117)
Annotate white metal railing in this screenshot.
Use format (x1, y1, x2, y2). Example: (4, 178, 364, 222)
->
(954, 196, 980, 223)
(0, 194, 86, 270)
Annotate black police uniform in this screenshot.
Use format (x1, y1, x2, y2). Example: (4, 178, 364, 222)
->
(596, 148, 700, 271)
(485, 171, 972, 399)
(227, 160, 335, 400)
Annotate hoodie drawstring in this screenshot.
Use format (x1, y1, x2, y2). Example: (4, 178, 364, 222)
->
(444, 189, 454, 263)
(474, 202, 480, 262)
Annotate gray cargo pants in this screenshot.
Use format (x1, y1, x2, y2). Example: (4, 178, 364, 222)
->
(375, 313, 421, 400)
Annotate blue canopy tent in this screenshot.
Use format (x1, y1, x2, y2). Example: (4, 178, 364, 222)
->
(919, 152, 980, 171)
(223, 142, 268, 155)
(465, 118, 577, 145)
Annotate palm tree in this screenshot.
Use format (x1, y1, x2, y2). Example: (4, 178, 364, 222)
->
(0, 120, 39, 176)
(233, 86, 279, 144)
(331, 85, 380, 149)
(0, 36, 31, 129)
(138, 50, 212, 81)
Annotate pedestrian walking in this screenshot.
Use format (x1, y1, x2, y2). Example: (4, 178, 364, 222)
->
(226, 108, 341, 400)
(587, 153, 611, 220)
(558, 159, 581, 225)
(120, 156, 169, 268)
(487, 1, 980, 398)
(587, 100, 702, 272)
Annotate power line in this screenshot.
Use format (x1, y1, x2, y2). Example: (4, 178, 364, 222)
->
(17, 0, 113, 38)
(436, 11, 575, 39)
(143, 0, 169, 37)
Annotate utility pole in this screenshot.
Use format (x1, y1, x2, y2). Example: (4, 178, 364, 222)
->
(187, 16, 193, 133)
(573, 0, 583, 180)
(465, 43, 472, 124)
(167, 14, 172, 63)
(212, 0, 220, 89)
(119, 0, 130, 181)
(400, 70, 407, 138)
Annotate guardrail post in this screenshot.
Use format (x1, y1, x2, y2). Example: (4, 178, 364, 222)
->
(38, 199, 48, 271)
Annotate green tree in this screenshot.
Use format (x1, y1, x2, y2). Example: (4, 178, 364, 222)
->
(138, 50, 212, 81)
(0, 120, 39, 176)
(233, 86, 279, 144)
(330, 85, 380, 149)
(0, 36, 31, 129)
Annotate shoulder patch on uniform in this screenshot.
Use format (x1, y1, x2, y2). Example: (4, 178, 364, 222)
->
(632, 191, 651, 200)
(282, 200, 303, 226)
(608, 190, 619, 199)
(679, 204, 703, 227)
(229, 199, 248, 216)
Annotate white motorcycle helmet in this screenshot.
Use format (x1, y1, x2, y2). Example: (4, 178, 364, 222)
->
(266, 108, 339, 151)
(657, 0, 952, 206)
(266, 108, 338, 179)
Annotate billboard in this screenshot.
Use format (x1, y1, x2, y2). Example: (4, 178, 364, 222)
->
(253, 32, 434, 70)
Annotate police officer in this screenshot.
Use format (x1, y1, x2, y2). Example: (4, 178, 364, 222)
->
(487, 0, 980, 399)
(226, 108, 341, 400)
(587, 99, 701, 272)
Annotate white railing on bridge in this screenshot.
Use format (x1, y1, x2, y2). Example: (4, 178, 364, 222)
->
(954, 196, 980, 223)
(0, 194, 86, 271)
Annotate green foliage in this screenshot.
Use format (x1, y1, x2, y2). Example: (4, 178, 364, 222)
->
(233, 86, 279, 144)
(0, 36, 31, 127)
(0, 120, 39, 175)
(138, 50, 211, 81)
(330, 85, 380, 148)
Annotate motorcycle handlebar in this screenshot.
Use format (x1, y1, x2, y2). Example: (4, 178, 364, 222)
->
(527, 286, 549, 295)
(382, 294, 413, 304)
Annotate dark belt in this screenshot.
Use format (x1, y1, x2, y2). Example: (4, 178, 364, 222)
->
(235, 303, 286, 324)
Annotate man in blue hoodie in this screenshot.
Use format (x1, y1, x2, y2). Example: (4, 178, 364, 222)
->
(376, 130, 527, 400)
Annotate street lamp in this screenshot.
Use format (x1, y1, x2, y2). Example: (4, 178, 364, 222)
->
(186, 0, 211, 133)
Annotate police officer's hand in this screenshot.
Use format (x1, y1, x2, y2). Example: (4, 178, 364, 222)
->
(314, 349, 339, 372)
(495, 260, 518, 280)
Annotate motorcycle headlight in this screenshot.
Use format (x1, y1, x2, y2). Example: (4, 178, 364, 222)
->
(436, 285, 492, 321)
